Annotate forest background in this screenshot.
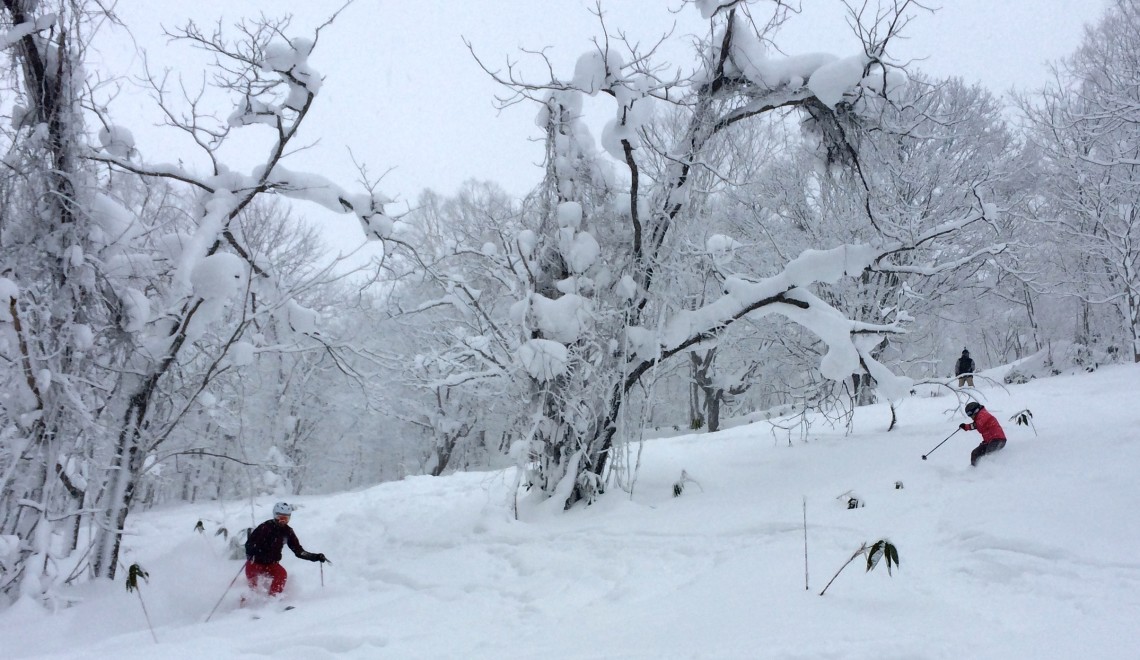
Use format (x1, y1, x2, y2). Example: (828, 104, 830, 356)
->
(1, 0, 1136, 608)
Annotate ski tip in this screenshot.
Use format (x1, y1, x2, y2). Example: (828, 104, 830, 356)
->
(251, 605, 293, 619)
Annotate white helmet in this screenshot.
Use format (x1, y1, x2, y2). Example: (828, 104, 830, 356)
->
(272, 502, 293, 516)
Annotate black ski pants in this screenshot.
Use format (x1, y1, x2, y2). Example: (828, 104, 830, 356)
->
(970, 439, 1006, 466)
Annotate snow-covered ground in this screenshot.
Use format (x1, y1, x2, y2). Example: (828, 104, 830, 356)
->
(3, 363, 1139, 659)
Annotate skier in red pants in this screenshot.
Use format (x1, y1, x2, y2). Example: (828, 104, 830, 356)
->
(959, 402, 1007, 467)
(244, 502, 328, 598)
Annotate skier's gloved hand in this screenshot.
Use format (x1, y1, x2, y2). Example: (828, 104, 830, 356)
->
(310, 552, 328, 563)
(959, 423, 970, 431)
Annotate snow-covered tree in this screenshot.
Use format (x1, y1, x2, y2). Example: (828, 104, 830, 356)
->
(447, 0, 1014, 508)
(0, 0, 122, 603)
(81, 12, 400, 578)
(1020, 0, 1140, 363)
(0, 2, 401, 598)
(718, 72, 1016, 401)
(376, 182, 527, 476)
(128, 199, 382, 504)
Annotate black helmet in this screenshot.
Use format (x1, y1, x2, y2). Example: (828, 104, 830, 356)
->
(962, 349, 970, 356)
(964, 402, 982, 416)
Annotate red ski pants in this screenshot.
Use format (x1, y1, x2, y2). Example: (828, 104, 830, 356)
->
(245, 560, 288, 596)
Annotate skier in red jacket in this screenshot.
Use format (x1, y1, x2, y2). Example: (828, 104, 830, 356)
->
(959, 402, 1006, 466)
(244, 502, 328, 598)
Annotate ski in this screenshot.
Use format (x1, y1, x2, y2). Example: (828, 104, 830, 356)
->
(250, 606, 294, 620)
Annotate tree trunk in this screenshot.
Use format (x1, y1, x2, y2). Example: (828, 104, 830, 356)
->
(1023, 283, 1042, 354)
(93, 385, 154, 579)
(706, 391, 722, 433)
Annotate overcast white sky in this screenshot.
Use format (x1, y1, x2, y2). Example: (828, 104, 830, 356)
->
(92, 0, 1109, 251)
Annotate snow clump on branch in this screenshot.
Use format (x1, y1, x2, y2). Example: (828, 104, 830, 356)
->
(229, 38, 322, 126)
(118, 288, 150, 333)
(518, 339, 570, 381)
(183, 251, 247, 342)
(88, 193, 139, 249)
(253, 164, 396, 240)
(190, 252, 246, 300)
(706, 11, 908, 109)
(1, 12, 57, 49)
(261, 37, 322, 109)
(706, 234, 742, 266)
(808, 54, 871, 108)
(97, 125, 136, 159)
(512, 293, 593, 345)
(228, 341, 257, 367)
(557, 201, 583, 229)
(654, 244, 913, 399)
(724, 13, 836, 91)
(572, 49, 620, 94)
(280, 299, 320, 337)
(695, 0, 743, 19)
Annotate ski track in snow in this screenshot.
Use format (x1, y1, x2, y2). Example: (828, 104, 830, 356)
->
(2, 365, 1140, 658)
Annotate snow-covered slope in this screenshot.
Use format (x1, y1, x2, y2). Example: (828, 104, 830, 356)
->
(3, 364, 1139, 659)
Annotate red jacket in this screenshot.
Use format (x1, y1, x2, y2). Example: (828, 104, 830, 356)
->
(964, 408, 1005, 443)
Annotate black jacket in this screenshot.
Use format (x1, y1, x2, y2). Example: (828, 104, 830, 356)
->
(955, 354, 975, 375)
(245, 519, 311, 564)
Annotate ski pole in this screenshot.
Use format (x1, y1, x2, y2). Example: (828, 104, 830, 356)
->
(921, 428, 960, 460)
(320, 562, 324, 588)
(205, 562, 246, 622)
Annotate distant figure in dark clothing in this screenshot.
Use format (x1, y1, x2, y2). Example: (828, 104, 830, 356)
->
(955, 349, 975, 387)
(959, 402, 1006, 467)
(244, 502, 327, 597)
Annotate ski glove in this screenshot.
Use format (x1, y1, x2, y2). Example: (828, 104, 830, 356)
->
(959, 423, 970, 431)
(309, 552, 328, 563)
